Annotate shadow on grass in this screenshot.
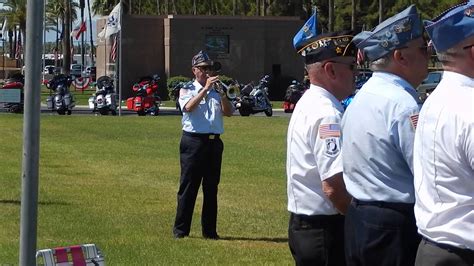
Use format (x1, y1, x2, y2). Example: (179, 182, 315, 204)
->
(0, 199, 71, 206)
(190, 235, 288, 243)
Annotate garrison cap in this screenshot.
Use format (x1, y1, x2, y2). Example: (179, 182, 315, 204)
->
(192, 50, 217, 67)
(353, 5, 423, 62)
(295, 31, 357, 64)
(425, 0, 474, 52)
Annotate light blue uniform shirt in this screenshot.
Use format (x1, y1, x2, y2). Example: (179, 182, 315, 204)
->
(179, 80, 224, 134)
(341, 72, 421, 203)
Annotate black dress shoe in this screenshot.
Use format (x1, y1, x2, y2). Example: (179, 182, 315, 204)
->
(203, 233, 220, 240)
(174, 234, 187, 239)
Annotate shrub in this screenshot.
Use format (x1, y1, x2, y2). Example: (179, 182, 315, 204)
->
(167, 76, 191, 100)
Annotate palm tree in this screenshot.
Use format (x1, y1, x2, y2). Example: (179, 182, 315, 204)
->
(0, 0, 26, 62)
(45, 0, 79, 72)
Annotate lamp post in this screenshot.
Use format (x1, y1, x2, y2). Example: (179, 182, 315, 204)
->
(2, 38, 5, 78)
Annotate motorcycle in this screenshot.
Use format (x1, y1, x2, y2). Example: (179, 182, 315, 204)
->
(0, 73, 24, 113)
(282, 79, 308, 113)
(46, 74, 75, 115)
(126, 74, 161, 116)
(235, 75, 273, 117)
(88, 76, 118, 115)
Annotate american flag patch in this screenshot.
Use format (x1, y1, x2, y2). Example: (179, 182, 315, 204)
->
(319, 124, 341, 139)
(410, 114, 419, 130)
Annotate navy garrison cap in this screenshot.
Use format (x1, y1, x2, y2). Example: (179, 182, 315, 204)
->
(192, 50, 215, 67)
(353, 5, 423, 62)
(295, 31, 357, 64)
(425, 1, 474, 52)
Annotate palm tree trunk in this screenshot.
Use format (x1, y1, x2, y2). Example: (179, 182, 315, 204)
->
(63, 0, 71, 74)
(328, 0, 334, 31)
(172, 0, 177, 14)
(379, 0, 383, 23)
(256, 0, 260, 16)
(351, 0, 356, 30)
(87, 0, 95, 65)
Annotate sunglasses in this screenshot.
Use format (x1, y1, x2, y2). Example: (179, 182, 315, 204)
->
(463, 44, 474, 50)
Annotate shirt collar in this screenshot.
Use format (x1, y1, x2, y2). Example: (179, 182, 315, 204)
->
(310, 84, 344, 112)
(372, 71, 419, 101)
(372, 72, 415, 91)
(442, 71, 474, 87)
(193, 79, 203, 90)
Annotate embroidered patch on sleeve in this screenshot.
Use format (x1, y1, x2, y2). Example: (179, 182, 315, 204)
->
(325, 137, 340, 157)
(410, 114, 419, 130)
(319, 123, 341, 139)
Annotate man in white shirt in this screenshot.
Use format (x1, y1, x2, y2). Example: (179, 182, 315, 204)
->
(414, 2, 474, 265)
(287, 25, 356, 265)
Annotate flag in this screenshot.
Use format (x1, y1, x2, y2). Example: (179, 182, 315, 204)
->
(1, 18, 7, 39)
(319, 124, 341, 139)
(71, 21, 86, 40)
(110, 34, 118, 62)
(15, 33, 22, 59)
(357, 49, 365, 65)
(98, 3, 122, 40)
(293, 11, 318, 51)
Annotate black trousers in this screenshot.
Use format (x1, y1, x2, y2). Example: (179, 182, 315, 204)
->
(173, 132, 223, 237)
(345, 200, 420, 266)
(288, 212, 346, 266)
(415, 238, 474, 266)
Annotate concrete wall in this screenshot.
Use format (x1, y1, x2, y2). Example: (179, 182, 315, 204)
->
(98, 15, 305, 100)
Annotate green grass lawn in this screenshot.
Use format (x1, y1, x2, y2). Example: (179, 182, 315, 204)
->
(0, 114, 292, 265)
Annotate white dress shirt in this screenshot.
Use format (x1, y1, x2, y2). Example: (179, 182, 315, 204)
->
(179, 80, 224, 134)
(414, 71, 474, 250)
(287, 85, 344, 215)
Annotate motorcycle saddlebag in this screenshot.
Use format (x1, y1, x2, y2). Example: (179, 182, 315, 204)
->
(143, 97, 154, 109)
(88, 96, 96, 109)
(46, 96, 54, 109)
(126, 97, 133, 110)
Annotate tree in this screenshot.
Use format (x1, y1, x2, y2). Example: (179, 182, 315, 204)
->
(0, 0, 26, 62)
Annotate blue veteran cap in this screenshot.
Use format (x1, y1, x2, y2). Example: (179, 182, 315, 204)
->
(353, 5, 423, 62)
(192, 50, 215, 67)
(425, 1, 474, 53)
(295, 31, 357, 64)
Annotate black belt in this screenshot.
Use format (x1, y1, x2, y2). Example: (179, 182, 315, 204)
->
(423, 237, 474, 257)
(353, 199, 414, 213)
(183, 131, 220, 140)
(290, 213, 343, 228)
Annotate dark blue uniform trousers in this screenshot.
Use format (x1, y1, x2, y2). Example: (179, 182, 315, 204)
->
(288, 213, 346, 266)
(345, 200, 420, 266)
(173, 132, 223, 238)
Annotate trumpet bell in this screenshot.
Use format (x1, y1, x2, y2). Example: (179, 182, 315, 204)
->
(226, 84, 240, 99)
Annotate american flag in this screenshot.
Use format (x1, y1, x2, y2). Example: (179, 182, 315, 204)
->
(110, 34, 118, 62)
(319, 124, 341, 139)
(71, 21, 87, 40)
(410, 114, 419, 130)
(357, 49, 365, 65)
(15, 33, 22, 59)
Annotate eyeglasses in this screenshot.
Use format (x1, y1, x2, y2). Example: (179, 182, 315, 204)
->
(323, 60, 357, 71)
(196, 66, 212, 71)
(463, 44, 474, 50)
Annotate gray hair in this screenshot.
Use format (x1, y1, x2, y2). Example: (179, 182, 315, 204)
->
(369, 54, 393, 71)
(436, 47, 460, 63)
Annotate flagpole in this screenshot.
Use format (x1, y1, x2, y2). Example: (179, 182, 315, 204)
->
(19, 0, 44, 264)
(118, 1, 123, 116)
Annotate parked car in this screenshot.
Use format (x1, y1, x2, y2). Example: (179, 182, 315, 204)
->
(43, 65, 61, 75)
(70, 64, 83, 78)
(417, 71, 443, 103)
